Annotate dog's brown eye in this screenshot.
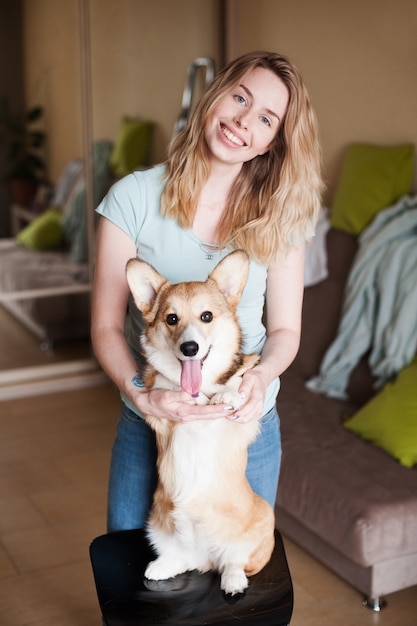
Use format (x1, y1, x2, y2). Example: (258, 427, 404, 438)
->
(166, 314, 178, 326)
(201, 311, 213, 323)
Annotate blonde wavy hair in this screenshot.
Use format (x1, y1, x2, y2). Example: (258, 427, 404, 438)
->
(162, 51, 324, 264)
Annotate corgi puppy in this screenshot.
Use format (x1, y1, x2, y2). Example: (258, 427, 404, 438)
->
(125, 250, 275, 596)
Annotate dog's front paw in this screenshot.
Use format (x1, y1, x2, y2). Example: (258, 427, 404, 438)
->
(220, 565, 248, 596)
(144, 556, 186, 581)
(210, 389, 243, 410)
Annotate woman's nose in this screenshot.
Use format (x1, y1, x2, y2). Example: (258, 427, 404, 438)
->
(235, 114, 248, 129)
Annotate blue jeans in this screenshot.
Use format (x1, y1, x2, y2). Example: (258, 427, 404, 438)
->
(107, 403, 281, 533)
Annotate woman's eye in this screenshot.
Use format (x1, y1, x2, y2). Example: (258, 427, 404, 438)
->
(260, 115, 271, 126)
(166, 313, 178, 326)
(234, 94, 246, 105)
(201, 311, 213, 323)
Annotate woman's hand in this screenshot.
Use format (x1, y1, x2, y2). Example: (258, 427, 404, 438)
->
(133, 387, 233, 423)
(224, 368, 267, 423)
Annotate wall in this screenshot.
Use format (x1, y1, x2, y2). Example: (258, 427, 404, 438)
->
(23, 0, 221, 184)
(235, 0, 417, 205)
(23, 0, 82, 185)
(22, 0, 417, 201)
(89, 0, 221, 166)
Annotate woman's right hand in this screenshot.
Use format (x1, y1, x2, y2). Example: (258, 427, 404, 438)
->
(133, 387, 234, 423)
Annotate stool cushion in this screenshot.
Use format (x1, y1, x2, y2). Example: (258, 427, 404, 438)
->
(90, 528, 293, 625)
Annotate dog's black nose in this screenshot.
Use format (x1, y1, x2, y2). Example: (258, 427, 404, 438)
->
(180, 341, 199, 357)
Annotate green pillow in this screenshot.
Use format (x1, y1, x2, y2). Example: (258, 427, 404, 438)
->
(109, 117, 154, 177)
(331, 143, 414, 234)
(344, 357, 417, 468)
(17, 207, 65, 250)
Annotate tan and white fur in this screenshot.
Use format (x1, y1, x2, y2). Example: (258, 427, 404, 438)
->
(125, 250, 275, 596)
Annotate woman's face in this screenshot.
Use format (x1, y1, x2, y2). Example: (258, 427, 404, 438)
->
(204, 67, 289, 167)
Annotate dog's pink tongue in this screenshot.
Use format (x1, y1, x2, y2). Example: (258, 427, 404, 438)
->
(180, 359, 202, 395)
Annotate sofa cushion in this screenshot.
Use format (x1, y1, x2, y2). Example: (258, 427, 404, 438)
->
(60, 140, 113, 262)
(292, 228, 357, 378)
(277, 369, 417, 568)
(292, 227, 376, 405)
(344, 357, 417, 468)
(17, 207, 65, 251)
(109, 117, 154, 177)
(51, 158, 84, 207)
(331, 143, 414, 235)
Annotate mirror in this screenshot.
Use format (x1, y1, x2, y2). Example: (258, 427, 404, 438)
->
(0, 0, 98, 396)
(0, 0, 224, 396)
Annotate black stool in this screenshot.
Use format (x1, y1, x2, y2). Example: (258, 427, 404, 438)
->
(90, 528, 293, 625)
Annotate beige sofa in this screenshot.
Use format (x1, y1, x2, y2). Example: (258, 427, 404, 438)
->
(275, 226, 417, 610)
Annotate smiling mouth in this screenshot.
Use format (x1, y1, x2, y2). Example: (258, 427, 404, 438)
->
(220, 123, 246, 147)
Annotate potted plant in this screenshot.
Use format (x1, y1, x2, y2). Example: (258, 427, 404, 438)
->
(0, 97, 47, 207)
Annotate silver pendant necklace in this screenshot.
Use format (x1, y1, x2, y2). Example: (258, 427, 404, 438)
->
(198, 241, 220, 261)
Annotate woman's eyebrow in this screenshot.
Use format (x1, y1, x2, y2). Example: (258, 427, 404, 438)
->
(239, 83, 281, 123)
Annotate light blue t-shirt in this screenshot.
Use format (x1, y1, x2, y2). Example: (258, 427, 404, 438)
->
(96, 164, 280, 415)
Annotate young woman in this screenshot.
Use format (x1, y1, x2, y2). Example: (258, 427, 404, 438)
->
(91, 51, 323, 533)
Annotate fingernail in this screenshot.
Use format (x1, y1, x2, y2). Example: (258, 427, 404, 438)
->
(223, 405, 233, 411)
(232, 414, 240, 420)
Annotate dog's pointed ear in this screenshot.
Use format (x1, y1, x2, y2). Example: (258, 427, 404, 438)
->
(126, 259, 167, 315)
(209, 250, 250, 307)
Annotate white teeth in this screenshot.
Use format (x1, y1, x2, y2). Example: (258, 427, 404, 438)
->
(222, 126, 244, 146)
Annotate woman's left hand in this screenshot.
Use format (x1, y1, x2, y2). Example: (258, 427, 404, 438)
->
(226, 368, 267, 423)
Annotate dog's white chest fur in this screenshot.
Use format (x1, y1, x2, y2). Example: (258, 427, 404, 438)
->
(145, 417, 269, 595)
(161, 419, 259, 502)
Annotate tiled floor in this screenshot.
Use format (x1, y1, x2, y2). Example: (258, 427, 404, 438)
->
(0, 382, 416, 625)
